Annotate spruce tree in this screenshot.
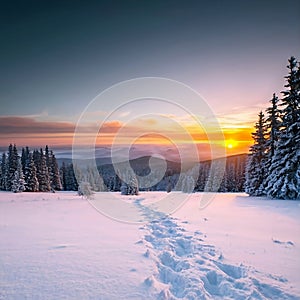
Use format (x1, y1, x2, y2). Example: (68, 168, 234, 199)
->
(227, 162, 237, 192)
(36, 149, 51, 192)
(245, 111, 267, 196)
(45, 145, 50, 168)
(120, 182, 129, 195)
(265, 94, 280, 155)
(266, 56, 300, 199)
(65, 163, 78, 191)
(24, 153, 39, 192)
(0, 158, 2, 189)
(266, 94, 281, 155)
(181, 174, 194, 193)
(129, 174, 139, 195)
(263, 93, 281, 189)
(33, 149, 41, 168)
(78, 181, 93, 197)
(21, 147, 29, 173)
(6, 144, 19, 191)
(120, 170, 139, 195)
(60, 162, 67, 190)
(85, 165, 105, 192)
(11, 158, 25, 193)
(49, 151, 62, 191)
(0, 153, 7, 190)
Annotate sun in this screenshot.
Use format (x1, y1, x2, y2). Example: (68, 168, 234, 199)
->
(225, 139, 238, 149)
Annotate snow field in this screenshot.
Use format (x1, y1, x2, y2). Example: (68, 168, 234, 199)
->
(0, 192, 299, 299)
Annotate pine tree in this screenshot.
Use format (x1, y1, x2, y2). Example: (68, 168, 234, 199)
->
(235, 155, 246, 192)
(226, 162, 237, 192)
(45, 145, 50, 169)
(11, 158, 25, 193)
(195, 163, 209, 191)
(84, 165, 105, 192)
(78, 181, 93, 198)
(0, 158, 2, 189)
(48, 151, 62, 191)
(245, 111, 268, 196)
(21, 147, 29, 173)
(111, 174, 121, 191)
(204, 159, 225, 192)
(181, 174, 195, 193)
(264, 93, 281, 185)
(128, 174, 139, 195)
(36, 149, 51, 192)
(120, 170, 139, 195)
(60, 162, 67, 190)
(120, 182, 129, 195)
(6, 144, 19, 191)
(24, 153, 39, 192)
(166, 178, 172, 193)
(265, 94, 281, 157)
(266, 56, 300, 199)
(0, 153, 7, 190)
(65, 163, 78, 191)
(33, 149, 41, 168)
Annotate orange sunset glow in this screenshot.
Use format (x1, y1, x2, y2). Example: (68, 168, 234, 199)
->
(0, 115, 253, 158)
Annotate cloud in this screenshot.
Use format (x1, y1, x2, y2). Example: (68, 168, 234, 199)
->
(216, 103, 269, 128)
(99, 121, 123, 133)
(0, 116, 75, 134)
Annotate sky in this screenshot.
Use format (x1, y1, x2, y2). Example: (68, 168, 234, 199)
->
(0, 0, 300, 158)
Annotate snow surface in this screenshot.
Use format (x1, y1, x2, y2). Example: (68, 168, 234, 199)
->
(0, 192, 299, 299)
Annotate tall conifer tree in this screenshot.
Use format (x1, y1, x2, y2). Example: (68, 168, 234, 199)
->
(24, 152, 39, 192)
(245, 112, 267, 196)
(266, 57, 300, 199)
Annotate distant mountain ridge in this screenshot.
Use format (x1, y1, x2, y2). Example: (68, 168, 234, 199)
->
(97, 153, 248, 192)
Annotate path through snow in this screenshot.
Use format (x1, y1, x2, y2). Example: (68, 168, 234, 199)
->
(135, 198, 299, 299)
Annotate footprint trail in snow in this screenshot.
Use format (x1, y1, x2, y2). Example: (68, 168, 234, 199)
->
(134, 199, 298, 299)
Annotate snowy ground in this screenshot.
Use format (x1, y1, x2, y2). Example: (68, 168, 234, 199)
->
(0, 192, 299, 299)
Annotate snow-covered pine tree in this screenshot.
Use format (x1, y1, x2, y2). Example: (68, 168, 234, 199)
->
(86, 165, 105, 192)
(48, 150, 62, 191)
(11, 158, 25, 193)
(24, 152, 39, 192)
(0, 153, 7, 190)
(65, 163, 78, 191)
(120, 170, 139, 195)
(0, 158, 2, 189)
(6, 144, 19, 191)
(60, 162, 67, 190)
(265, 94, 281, 157)
(78, 181, 93, 198)
(36, 149, 51, 192)
(226, 162, 237, 192)
(21, 146, 29, 173)
(245, 111, 268, 196)
(129, 174, 139, 195)
(32, 149, 41, 186)
(204, 159, 225, 192)
(166, 178, 172, 193)
(265, 56, 300, 199)
(195, 163, 209, 191)
(263, 93, 281, 188)
(181, 173, 195, 193)
(45, 145, 50, 169)
(120, 182, 128, 195)
(235, 155, 247, 192)
(112, 174, 121, 191)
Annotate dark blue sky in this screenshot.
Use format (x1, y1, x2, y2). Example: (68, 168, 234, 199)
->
(0, 0, 299, 120)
